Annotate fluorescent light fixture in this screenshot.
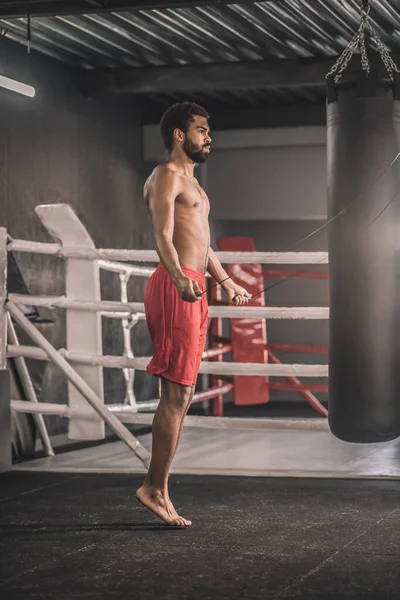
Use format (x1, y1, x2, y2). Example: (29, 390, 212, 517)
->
(0, 75, 35, 97)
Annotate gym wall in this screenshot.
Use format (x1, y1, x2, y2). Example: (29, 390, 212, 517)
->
(1, 38, 156, 435)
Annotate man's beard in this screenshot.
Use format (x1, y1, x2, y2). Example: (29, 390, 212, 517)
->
(183, 138, 210, 163)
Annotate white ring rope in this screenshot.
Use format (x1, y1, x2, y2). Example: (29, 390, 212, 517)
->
(8, 294, 329, 320)
(8, 240, 328, 265)
(98, 260, 155, 278)
(99, 311, 146, 320)
(210, 306, 328, 319)
(7, 345, 328, 377)
(10, 400, 330, 431)
(114, 413, 330, 431)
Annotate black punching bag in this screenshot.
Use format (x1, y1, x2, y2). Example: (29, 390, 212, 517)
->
(327, 72, 400, 443)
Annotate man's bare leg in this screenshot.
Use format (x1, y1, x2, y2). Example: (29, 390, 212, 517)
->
(171, 382, 195, 456)
(161, 381, 194, 515)
(136, 379, 193, 526)
(148, 381, 194, 519)
(155, 378, 194, 467)
(153, 379, 194, 501)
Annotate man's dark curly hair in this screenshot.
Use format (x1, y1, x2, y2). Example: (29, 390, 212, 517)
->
(160, 102, 210, 152)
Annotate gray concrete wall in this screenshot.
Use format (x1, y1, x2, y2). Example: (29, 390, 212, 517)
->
(208, 146, 326, 221)
(1, 39, 156, 431)
(207, 127, 327, 221)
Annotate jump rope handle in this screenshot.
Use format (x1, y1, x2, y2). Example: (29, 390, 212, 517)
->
(233, 294, 252, 301)
(197, 291, 252, 300)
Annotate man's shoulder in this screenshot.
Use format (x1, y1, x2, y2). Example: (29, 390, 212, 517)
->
(144, 164, 183, 200)
(152, 164, 183, 187)
(155, 163, 179, 177)
(145, 164, 170, 186)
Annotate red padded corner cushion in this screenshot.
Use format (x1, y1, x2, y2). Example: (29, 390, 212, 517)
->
(217, 236, 269, 405)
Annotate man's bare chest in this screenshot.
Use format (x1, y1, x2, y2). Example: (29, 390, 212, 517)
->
(176, 182, 210, 214)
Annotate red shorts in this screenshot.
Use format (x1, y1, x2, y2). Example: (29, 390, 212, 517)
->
(144, 264, 209, 386)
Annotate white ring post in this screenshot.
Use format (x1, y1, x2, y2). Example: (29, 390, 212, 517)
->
(0, 228, 10, 473)
(35, 204, 104, 440)
(0, 229, 7, 369)
(119, 272, 137, 407)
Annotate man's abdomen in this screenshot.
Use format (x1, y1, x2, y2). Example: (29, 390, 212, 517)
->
(173, 220, 209, 274)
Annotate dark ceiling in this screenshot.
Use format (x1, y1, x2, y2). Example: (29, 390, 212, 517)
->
(1, 0, 399, 120)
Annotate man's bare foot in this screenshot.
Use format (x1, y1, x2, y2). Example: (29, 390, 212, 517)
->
(136, 485, 192, 527)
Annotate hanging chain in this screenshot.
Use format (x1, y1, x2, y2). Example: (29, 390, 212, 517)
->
(325, 0, 399, 83)
(325, 2, 370, 83)
(367, 23, 400, 80)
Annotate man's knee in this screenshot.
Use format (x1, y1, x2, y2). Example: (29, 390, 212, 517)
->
(161, 378, 193, 411)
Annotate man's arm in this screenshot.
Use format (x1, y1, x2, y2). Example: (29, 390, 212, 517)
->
(207, 248, 250, 306)
(207, 248, 231, 287)
(148, 169, 183, 284)
(148, 169, 200, 302)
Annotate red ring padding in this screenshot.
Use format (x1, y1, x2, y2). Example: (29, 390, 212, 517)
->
(216, 236, 269, 405)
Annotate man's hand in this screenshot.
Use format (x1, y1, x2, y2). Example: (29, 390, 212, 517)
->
(207, 249, 251, 306)
(223, 282, 251, 306)
(175, 276, 202, 303)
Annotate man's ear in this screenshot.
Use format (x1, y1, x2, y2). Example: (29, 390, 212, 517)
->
(173, 128, 184, 143)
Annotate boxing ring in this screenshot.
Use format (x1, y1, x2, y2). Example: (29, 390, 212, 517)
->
(4, 203, 400, 479)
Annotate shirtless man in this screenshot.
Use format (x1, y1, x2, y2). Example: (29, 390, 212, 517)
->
(136, 102, 249, 527)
